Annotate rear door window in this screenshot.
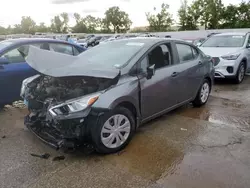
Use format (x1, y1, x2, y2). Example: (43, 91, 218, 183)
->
(176, 43, 198, 62)
(49, 43, 74, 55)
(1, 48, 25, 63)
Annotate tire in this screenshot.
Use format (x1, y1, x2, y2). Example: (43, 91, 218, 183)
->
(91, 107, 136, 154)
(234, 62, 245, 84)
(192, 79, 211, 107)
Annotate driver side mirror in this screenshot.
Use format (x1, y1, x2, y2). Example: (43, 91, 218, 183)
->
(146, 64, 155, 79)
(246, 44, 250, 48)
(0, 57, 9, 64)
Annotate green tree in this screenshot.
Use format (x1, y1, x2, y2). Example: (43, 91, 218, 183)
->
(191, 0, 224, 29)
(20, 16, 36, 34)
(82, 15, 99, 33)
(36, 22, 49, 33)
(236, 1, 250, 28)
(50, 12, 69, 33)
(0, 26, 6, 35)
(104, 6, 132, 33)
(12, 24, 23, 34)
(146, 3, 173, 32)
(71, 13, 88, 33)
(220, 4, 239, 28)
(178, 0, 199, 30)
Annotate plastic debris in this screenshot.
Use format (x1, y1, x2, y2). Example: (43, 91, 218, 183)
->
(52, 155, 65, 161)
(30, 153, 50, 159)
(181, 128, 188, 131)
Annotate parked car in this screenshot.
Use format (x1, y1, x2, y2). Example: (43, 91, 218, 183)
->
(77, 35, 95, 47)
(0, 38, 86, 108)
(21, 38, 214, 154)
(77, 39, 88, 48)
(87, 36, 103, 47)
(207, 32, 220, 38)
(183, 38, 206, 46)
(199, 32, 250, 83)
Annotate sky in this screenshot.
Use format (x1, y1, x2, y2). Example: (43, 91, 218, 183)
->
(0, 0, 245, 28)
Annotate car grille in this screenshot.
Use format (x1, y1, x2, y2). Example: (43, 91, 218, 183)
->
(212, 57, 220, 66)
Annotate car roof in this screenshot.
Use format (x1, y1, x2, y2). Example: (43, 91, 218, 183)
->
(5, 38, 71, 45)
(112, 37, 185, 44)
(214, 32, 249, 36)
(0, 38, 84, 53)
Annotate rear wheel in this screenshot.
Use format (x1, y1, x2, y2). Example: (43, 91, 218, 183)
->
(234, 62, 245, 84)
(192, 79, 210, 107)
(91, 107, 136, 154)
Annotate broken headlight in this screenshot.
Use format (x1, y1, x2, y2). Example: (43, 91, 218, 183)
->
(20, 74, 40, 98)
(49, 92, 100, 116)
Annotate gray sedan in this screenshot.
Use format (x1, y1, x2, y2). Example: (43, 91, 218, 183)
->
(21, 38, 214, 154)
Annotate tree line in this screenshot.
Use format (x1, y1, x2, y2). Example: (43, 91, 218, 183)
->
(0, 0, 250, 35)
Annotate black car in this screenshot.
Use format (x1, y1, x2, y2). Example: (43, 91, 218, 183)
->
(87, 36, 103, 47)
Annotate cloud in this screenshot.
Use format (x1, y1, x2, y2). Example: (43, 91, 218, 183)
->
(51, 0, 89, 4)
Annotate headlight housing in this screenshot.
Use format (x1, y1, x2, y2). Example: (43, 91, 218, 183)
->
(49, 93, 100, 116)
(221, 53, 240, 60)
(20, 74, 40, 98)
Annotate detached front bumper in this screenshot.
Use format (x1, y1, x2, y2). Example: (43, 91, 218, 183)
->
(24, 115, 78, 150)
(24, 108, 104, 150)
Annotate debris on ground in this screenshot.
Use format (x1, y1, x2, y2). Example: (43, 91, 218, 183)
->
(12, 100, 26, 109)
(181, 128, 188, 131)
(30, 153, 50, 159)
(2, 135, 6, 139)
(52, 155, 65, 161)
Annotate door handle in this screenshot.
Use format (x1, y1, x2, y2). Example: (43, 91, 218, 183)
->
(171, 72, 178, 77)
(198, 61, 203, 65)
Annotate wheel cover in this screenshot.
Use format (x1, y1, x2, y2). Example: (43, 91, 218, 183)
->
(238, 65, 245, 82)
(101, 114, 131, 149)
(200, 82, 210, 103)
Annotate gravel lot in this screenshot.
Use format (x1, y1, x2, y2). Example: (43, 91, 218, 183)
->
(1, 77, 250, 188)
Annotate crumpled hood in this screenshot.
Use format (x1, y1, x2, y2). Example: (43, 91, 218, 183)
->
(26, 46, 120, 79)
(199, 47, 242, 57)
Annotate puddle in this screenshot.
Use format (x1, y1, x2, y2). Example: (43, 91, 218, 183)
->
(157, 151, 250, 188)
(104, 132, 184, 181)
(175, 99, 250, 132)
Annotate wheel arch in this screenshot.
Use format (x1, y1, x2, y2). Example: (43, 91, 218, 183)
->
(109, 98, 140, 128)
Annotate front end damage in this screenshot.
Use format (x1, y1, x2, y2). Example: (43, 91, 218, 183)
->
(22, 74, 116, 150)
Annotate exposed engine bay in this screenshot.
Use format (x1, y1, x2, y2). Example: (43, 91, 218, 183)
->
(24, 75, 112, 111)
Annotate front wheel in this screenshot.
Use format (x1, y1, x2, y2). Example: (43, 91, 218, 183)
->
(192, 79, 210, 107)
(91, 107, 136, 154)
(234, 62, 245, 84)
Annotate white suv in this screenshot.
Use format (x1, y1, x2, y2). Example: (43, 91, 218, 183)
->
(199, 32, 250, 83)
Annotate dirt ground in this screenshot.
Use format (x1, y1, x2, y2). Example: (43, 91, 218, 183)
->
(1, 77, 250, 188)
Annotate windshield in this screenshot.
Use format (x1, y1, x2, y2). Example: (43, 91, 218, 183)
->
(201, 35, 246, 47)
(0, 41, 13, 50)
(78, 40, 145, 68)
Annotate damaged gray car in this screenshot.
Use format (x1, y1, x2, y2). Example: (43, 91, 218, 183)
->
(21, 38, 214, 154)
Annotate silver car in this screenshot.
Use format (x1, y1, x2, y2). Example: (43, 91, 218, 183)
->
(199, 32, 250, 83)
(21, 38, 214, 154)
